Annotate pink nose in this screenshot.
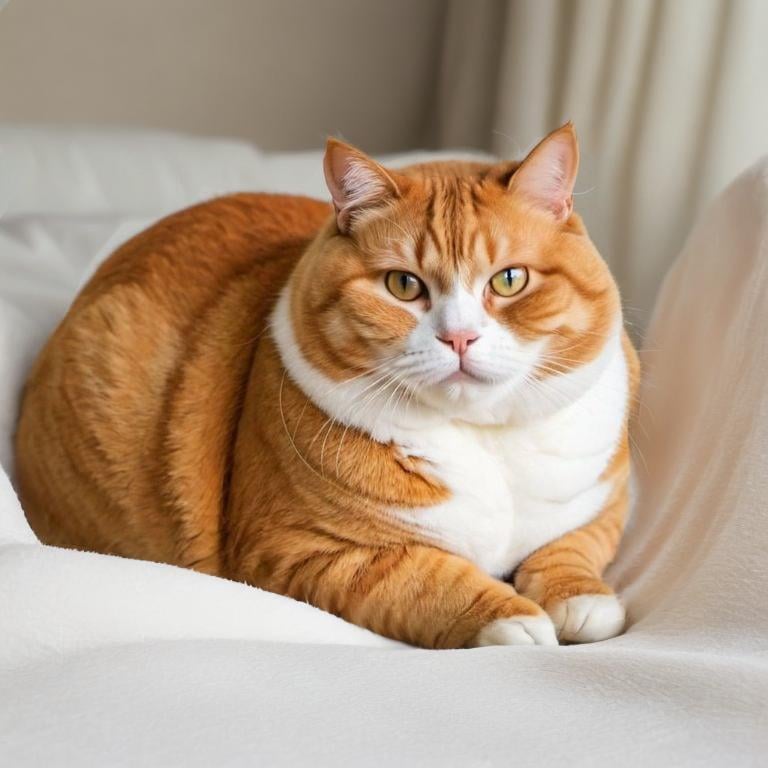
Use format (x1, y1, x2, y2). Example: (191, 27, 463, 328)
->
(436, 330, 480, 355)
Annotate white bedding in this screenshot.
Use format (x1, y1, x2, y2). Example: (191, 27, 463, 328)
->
(1, 126, 766, 766)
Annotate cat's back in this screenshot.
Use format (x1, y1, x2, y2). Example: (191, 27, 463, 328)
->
(15, 193, 330, 569)
(75, 193, 330, 313)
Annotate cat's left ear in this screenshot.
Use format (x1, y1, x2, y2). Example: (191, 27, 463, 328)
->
(508, 122, 579, 222)
(324, 139, 402, 234)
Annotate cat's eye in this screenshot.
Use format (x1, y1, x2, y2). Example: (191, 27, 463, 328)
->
(489, 266, 529, 297)
(385, 270, 424, 301)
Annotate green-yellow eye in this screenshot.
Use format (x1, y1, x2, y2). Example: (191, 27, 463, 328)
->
(489, 266, 529, 297)
(385, 270, 424, 301)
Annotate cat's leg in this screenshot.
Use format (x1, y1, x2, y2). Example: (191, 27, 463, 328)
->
(275, 543, 558, 649)
(513, 483, 628, 644)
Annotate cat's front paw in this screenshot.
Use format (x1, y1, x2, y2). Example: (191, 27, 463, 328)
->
(547, 594, 625, 643)
(472, 614, 559, 647)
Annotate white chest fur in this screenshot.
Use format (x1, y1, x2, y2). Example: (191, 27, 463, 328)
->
(394, 342, 628, 577)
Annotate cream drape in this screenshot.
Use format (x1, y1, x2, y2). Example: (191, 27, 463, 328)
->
(432, 0, 768, 327)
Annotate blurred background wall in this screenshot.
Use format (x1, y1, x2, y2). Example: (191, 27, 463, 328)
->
(0, 0, 445, 153)
(2, 0, 767, 326)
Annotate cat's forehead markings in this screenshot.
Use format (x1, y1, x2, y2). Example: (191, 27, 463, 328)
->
(421, 182, 476, 286)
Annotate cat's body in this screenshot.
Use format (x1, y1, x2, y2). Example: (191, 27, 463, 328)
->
(16, 125, 639, 649)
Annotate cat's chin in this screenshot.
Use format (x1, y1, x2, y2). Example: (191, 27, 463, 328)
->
(413, 374, 522, 426)
(431, 369, 499, 404)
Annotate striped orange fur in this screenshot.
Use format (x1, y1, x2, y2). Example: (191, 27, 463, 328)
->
(15, 124, 638, 648)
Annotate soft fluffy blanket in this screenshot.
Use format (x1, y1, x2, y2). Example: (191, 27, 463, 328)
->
(1, 127, 766, 766)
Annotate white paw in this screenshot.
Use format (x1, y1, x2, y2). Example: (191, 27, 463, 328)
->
(473, 614, 559, 647)
(548, 594, 626, 643)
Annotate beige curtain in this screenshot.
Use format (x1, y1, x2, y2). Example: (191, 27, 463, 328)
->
(432, 0, 768, 328)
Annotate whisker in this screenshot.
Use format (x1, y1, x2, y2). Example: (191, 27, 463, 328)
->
(330, 364, 417, 476)
(277, 370, 350, 497)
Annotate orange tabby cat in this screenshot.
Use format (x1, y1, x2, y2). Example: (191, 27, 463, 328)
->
(15, 124, 639, 648)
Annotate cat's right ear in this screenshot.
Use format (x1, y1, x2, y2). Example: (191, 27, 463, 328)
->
(324, 139, 401, 234)
(507, 122, 579, 222)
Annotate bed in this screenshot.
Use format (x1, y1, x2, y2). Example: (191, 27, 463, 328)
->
(1, 126, 766, 766)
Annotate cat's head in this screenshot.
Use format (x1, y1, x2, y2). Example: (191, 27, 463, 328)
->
(282, 123, 621, 427)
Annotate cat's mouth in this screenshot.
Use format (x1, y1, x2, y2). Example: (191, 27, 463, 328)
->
(441, 366, 492, 385)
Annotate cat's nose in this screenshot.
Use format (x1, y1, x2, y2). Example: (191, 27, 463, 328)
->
(436, 330, 480, 356)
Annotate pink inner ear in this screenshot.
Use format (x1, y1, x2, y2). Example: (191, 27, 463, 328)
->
(324, 141, 398, 232)
(337, 158, 389, 210)
(510, 127, 578, 221)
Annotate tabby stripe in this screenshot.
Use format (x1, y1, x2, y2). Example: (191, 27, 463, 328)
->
(413, 229, 427, 268)
(537, 265, 608, 301)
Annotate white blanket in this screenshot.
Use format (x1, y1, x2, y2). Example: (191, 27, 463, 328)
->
(1, 127, 766, 766)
